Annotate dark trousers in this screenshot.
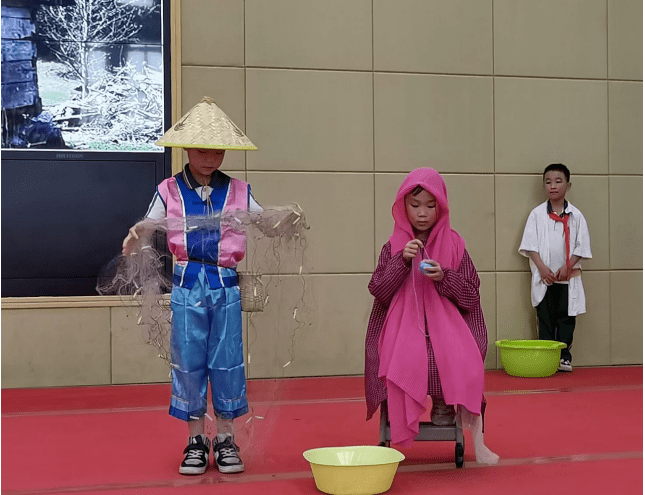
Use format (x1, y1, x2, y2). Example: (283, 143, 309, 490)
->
(536, 283, 575, 361)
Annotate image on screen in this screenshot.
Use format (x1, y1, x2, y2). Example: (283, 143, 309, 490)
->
(1, 0, 164, 152)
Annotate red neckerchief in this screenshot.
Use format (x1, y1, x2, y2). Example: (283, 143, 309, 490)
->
(548, 206, 571, 276)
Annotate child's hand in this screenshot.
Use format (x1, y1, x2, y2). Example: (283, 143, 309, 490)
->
(555, 265, 570, 282)
(122, 224, 142, 256)
(421, 259, 444, 282)
(402, 239, 424, 262)
(538, 263, 556, 285)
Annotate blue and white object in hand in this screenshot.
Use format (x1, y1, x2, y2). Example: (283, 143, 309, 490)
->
(419, 260, 436, 272)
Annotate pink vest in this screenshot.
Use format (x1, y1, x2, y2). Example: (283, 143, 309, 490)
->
(156, 175, 248, 268)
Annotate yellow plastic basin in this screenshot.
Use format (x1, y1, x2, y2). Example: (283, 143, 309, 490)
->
(303, 446, 405, 495)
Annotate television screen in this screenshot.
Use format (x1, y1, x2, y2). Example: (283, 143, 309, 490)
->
(2, 0, 164, 152)
(1, 155, 170, 296)
(1, 0, 172, 297)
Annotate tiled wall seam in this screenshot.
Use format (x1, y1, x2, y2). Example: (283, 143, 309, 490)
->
(184, 63, 641, 83)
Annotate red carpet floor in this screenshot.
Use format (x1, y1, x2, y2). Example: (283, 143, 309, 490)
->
(2, 367, 642, 494)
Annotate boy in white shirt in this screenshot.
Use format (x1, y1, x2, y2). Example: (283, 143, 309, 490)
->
(519, 164, 592, 372)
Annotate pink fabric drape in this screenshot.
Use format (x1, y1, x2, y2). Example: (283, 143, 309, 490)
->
(378, 168, 484, 447)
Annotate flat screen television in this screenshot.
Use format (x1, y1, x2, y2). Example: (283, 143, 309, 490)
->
(1, 0, 172, 297)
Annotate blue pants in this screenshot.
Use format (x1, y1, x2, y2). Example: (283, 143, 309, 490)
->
(169, 266, 248, 421)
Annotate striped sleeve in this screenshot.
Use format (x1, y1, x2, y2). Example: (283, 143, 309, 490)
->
(434, 249, 481, 313)
(368, 242, 411, 306)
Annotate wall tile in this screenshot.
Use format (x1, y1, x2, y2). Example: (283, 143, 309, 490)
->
(246, 69, 373, 171)
(610, 176, 643, 269)
(573, 271, 611, 366)
(247, 172, 374, 274)
(495, 175, 545, 271)
(1, 308, 110, 388)
(181, 0, 244, 67)
(247, 274, 373, 378)
(374, 173, 405, 263)
(494, 0, 607, 79)
(494, 78, 608, 174)
(374, 0, 493, 75)
(443, 174, 496, 272)
(374, 74, 494, 173)
(495, 272, 535, 340)
(181, 67, 247, 171)
(608, 0, 644, 80)
(609, 82, 643, 174)
(610, 271, 643, 364)
(111, 306, 172, 385)
(245, 0, 372, 70)
(495, 272, 535, 365)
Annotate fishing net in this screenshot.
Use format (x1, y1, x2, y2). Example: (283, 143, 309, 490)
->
(97, 204, 313, 454)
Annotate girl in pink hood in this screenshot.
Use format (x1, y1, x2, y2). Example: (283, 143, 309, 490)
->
(365, 168, 498, 465)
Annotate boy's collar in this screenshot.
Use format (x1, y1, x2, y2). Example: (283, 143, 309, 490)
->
(547, 199, 570, 217)
(182, 163, 220, 190)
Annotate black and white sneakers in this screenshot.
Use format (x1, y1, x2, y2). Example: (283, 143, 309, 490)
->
(179, 434, 245, 475)
(559, 359, 573, 372)
(179, 435, 211, 475)
(213, 436, 245, 473)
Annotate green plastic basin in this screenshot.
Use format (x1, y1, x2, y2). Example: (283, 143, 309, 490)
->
(495, 339, 566, 377)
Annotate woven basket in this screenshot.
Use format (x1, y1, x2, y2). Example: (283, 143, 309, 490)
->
(238, 272, 265, 312)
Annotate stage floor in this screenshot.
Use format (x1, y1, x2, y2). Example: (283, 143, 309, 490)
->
(2, 366, 642, 495)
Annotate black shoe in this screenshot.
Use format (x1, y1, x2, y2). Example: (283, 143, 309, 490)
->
(179, 435, 210, 475)
(558, 359, 573, 372)
(213, 436, 245, 473)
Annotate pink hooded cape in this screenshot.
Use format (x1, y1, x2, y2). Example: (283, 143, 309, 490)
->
(378, 168, 484, 447)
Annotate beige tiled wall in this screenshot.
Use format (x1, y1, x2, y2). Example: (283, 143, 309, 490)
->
(245, 69, 374, 171)
(608, 0, 643, 80)
(374, 74, 494, 173)
(494, 78, 609, 174)
(2, 1, 640, 389)
(2, 308, 112, 387)
(178, 0, 640, 377)
(111, 306, 171, 385)
(494, 0, 607, 79)
(373, 0, 493, 75)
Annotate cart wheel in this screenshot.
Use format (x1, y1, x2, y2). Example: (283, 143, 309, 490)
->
(455, 443, 464, 468)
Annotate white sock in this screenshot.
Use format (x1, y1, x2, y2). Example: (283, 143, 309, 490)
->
(471, 416, 499, 465)
(216, 417, 234, 442)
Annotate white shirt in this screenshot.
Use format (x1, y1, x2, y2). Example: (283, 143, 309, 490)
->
(546, 218, 568, 284)
(519, 201, 592, 316)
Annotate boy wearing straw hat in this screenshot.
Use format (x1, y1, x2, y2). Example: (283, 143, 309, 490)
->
(122, 97, 258, 475)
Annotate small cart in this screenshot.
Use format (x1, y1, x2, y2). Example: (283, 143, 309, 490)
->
(378, 400, 465, 468)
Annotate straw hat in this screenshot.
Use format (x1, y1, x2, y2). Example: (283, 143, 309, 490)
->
(156, 97, 257, 150)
